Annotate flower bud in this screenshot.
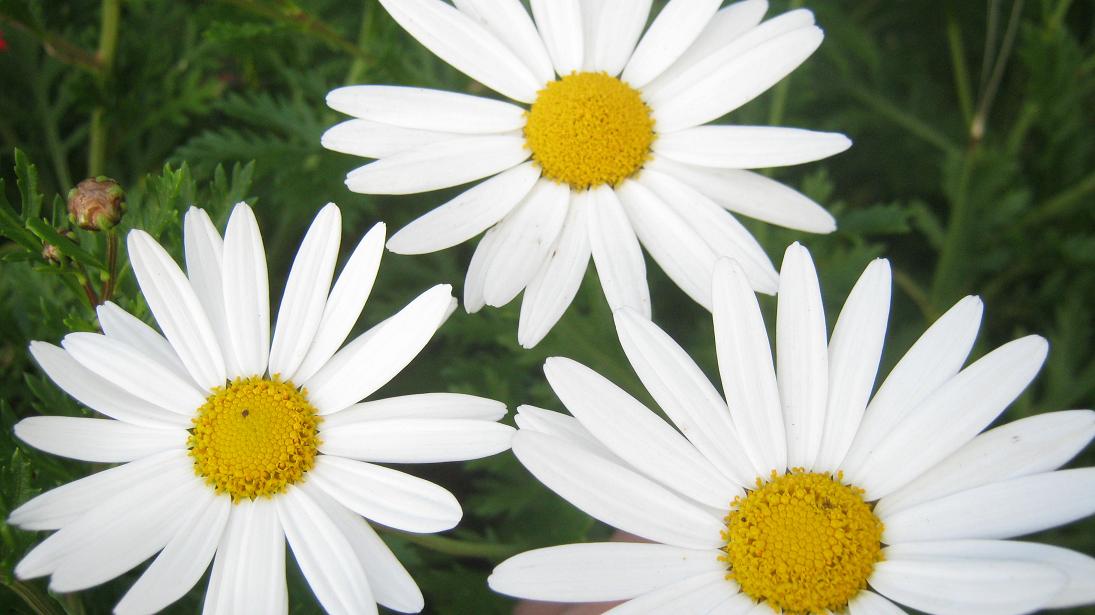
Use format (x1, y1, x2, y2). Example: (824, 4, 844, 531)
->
(41, 229, 74, 265)
(67, 177, 125, 231)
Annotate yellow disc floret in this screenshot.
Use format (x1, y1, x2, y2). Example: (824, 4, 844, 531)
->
(189, 376, 321, 501)
(721, 470, 884, 614)
(524, 71, 654, 189)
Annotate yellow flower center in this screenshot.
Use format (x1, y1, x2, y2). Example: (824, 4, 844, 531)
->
(189, 376, 321, 501)
(721, 470, 884, 614)
(523, 71, 654, 189)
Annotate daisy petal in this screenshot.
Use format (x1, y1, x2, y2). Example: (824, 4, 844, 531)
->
(848, 335, 1048, 499)
(876, 410, 1095, 517)
(544, 357, 741, 508)
(518, 189, 592, 349)
(327, 85, 527, 132)
(14, 416, 184, 463)
(490, 543, 725, 602)
(320, 418, 514, 463)
(455, 0, 554, 85)
(882, 468, 1095, 543)
(512, 430, 725, 549)
(651, 0, 770, 88)
(304, 284, 452, 414)
(128, 229, 226, 389)
(848, 590, 909, 615)
(202, 498, 288, 615)
(608, 572, 750, 614)
(345, 135, 529, 195)
(622, 0, 722, 88)
(775, 243, 828, 470)
(277, 486, 375, 615)
(514, 404, 615, 458)
(814, 258, 891, 473)
(653, 126, 851, 168)
(321, 119, 461, 159)
(221, 203, 270, 377)
(310, 456, 461, 533)
(484, 179, 570, 308)
(377, 0, 541, 102)
(582, 0, 651, 75)
(387, 162, 540, 255)
(292, 223, 385, 383)
(463, 227, 502, 313)
(325, 393, 507, 427)
(182, 208, 243, 378)
(268, 204, 341, 380)
(97, 301, 186, 376)
(530, 0, 583, 75)
(588, 185, 651, 317)
(712, 258, 787, 476)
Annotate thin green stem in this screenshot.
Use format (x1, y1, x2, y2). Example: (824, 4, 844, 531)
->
(930, 150, 978, 308)
(1019, 169, 1095, 228)
(893, 268, 935, 321)
(382, 529, 523, 562)
(220, 0, 373, 62)
(0, 14, 101, 72)
(970, 0, 1024, 144)
(946, 13, 974, 128)
(2, 580, 66, 615)
(344, 5, 376, 85)
(88, 0, 121, 177)
(1048, 0, 1074, 31)
(101, 229, 118, 302)
(842, 82, 959, 156)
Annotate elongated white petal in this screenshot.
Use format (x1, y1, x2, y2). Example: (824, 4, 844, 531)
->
(489, 543, 725, 602)
(325, 393, 506, 427)
(321, 418, 513, 463)
(654, 126, 851, 169)
(377, 0, 541, 101)
(455, 0, 554, 84)
(305, 284, 452, 414)
(617, 179, 717, 309)
(582, 0, 651, 75)
(814, 258, 891, 473)
(327, 85, 527, 132)
(15, 416, 183, 463)
(775, 243, 828, 469)
(848, 590, 908, 615)
(268, 204, 341, 379)
(310, 456, 461, 533)
(202, 498, 287, 615)
(183, 207, 243, 378)
(529, 0, 582, 75)
(128, 229, 226, 389)
(97, 301, 186, 377)
(840, 295, 983, 473)
(483, 179, 570, 308)
(514, 404, 616, 459)
(387, 162, 540, 255)
(346, 135, 528, 195)
(322, 118, 462, 159)
(848, 335, 1048, 499)
(622, 0, 722, 88)
(588, 186, 650, 317)
(871, 552, 1065, 615)
(518, 190, 592, 348)
(608, 572, 750, 614)
(61, 332, 204, 415)
(292, 223, 385, 383)
(545, 357, 741, 508)
(463, 227, 502, 313)
(649, 1, 770, 91)
(221, 203, 270, 377)
(512, 430, 725, 549)
(712, 258, 787, 476)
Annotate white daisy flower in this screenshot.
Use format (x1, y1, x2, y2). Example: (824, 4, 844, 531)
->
(9, 203, 515, 615)
(489, 244, 1095, 614)
(322, 0, 850, 348)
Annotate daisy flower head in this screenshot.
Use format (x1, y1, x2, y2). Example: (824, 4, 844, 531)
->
(322, 0, 851, 348)
(9, 203, 515, 614)
(489, 244, 1095, 614)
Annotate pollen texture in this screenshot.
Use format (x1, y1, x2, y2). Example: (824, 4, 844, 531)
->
(721, 470, 884, 614)
(523, 71, 654, 189)
(189, 376, 321, 501)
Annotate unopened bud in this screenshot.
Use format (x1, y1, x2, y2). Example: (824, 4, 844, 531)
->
(67, 177, 125, 231)
(41, 229, 74, 265)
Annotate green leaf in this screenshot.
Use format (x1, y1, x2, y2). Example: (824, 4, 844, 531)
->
(13, 149, 43, 220)
(0, 181, 41, 252)
(24, 218, 106, 271)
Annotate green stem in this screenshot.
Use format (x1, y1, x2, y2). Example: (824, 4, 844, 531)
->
(893, 268, 935, 321)
(383, 529, 523, 562)
(0, 14, 101, 72)
(101, 229, 118, 302)
(946, 13, 974, 128)
(344, 5, 376, 85)
(970, 0, 1023, 144)
(88, 0, 121, 177)
(930, 150, 978, 308)
(220, 0, 373, 61)
(2, 580, 66, 615)
(1019, 169, 1095, 228)
(842, 82, 959, 156)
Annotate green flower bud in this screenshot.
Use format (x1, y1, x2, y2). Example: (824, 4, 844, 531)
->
(67, 176, 125, 231)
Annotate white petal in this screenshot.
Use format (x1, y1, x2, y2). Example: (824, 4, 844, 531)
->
(321, 418, 513, 463)
(304, 284, 452, 414)
(588, 185, 651, 317)
(327, 85, 528, 132)
(775, 243, 828, 469)
(637, 169, 778, 294)
(325, 393, 506, 427)
(840, 295, 983, 474)
(514, 404, 618, 461)
(871, 551, 1065, 615)
(712, 258, 787, 476)
(345, 135, 529, 195)
(182, 207, 243, 378)
(221, 203, 270, 377)
(814, 258, 891, 473)
(376, 0, 541, 102)
(387, 162, 540, 255)
(529, 0, 582, 75)
(876, 410, 1095, 517)
(653, 126, 851, 168)
(28, 341, 187, 428)
(616, 179, 717, 309)
(455, 0, 554, 85)
(321, 118, 463, 159)
(114, 491, 229, 615)
(483, 179, 570, 308)
(14, 416, 183, 463)
(882, 468, 1095, 543)
(512, 430, 725, 549)
(202, 498, 287, 615)
(128, 229, 226, 389)
(582, 0, 651, 75)
(545, 357, 741, 508)
(883, 539, 1095, 610)
(96, 301, 186, 377)
(646, 157, 835, 233)
(622, 0, 722, 88)
(310, 456, 461, 533)
(518, 190, 592, 348)
(608, 572, 750, 614)
(847, 335, 1048, 499)
(463, 227, 502, 314)
(293, 223, 385, 384)
(488, 543, 725, 602)
(848, 590, 909, 615)
(277, 486, 375, 615)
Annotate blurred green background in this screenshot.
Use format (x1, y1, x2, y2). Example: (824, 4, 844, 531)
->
(1, 0, 1093, 613)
